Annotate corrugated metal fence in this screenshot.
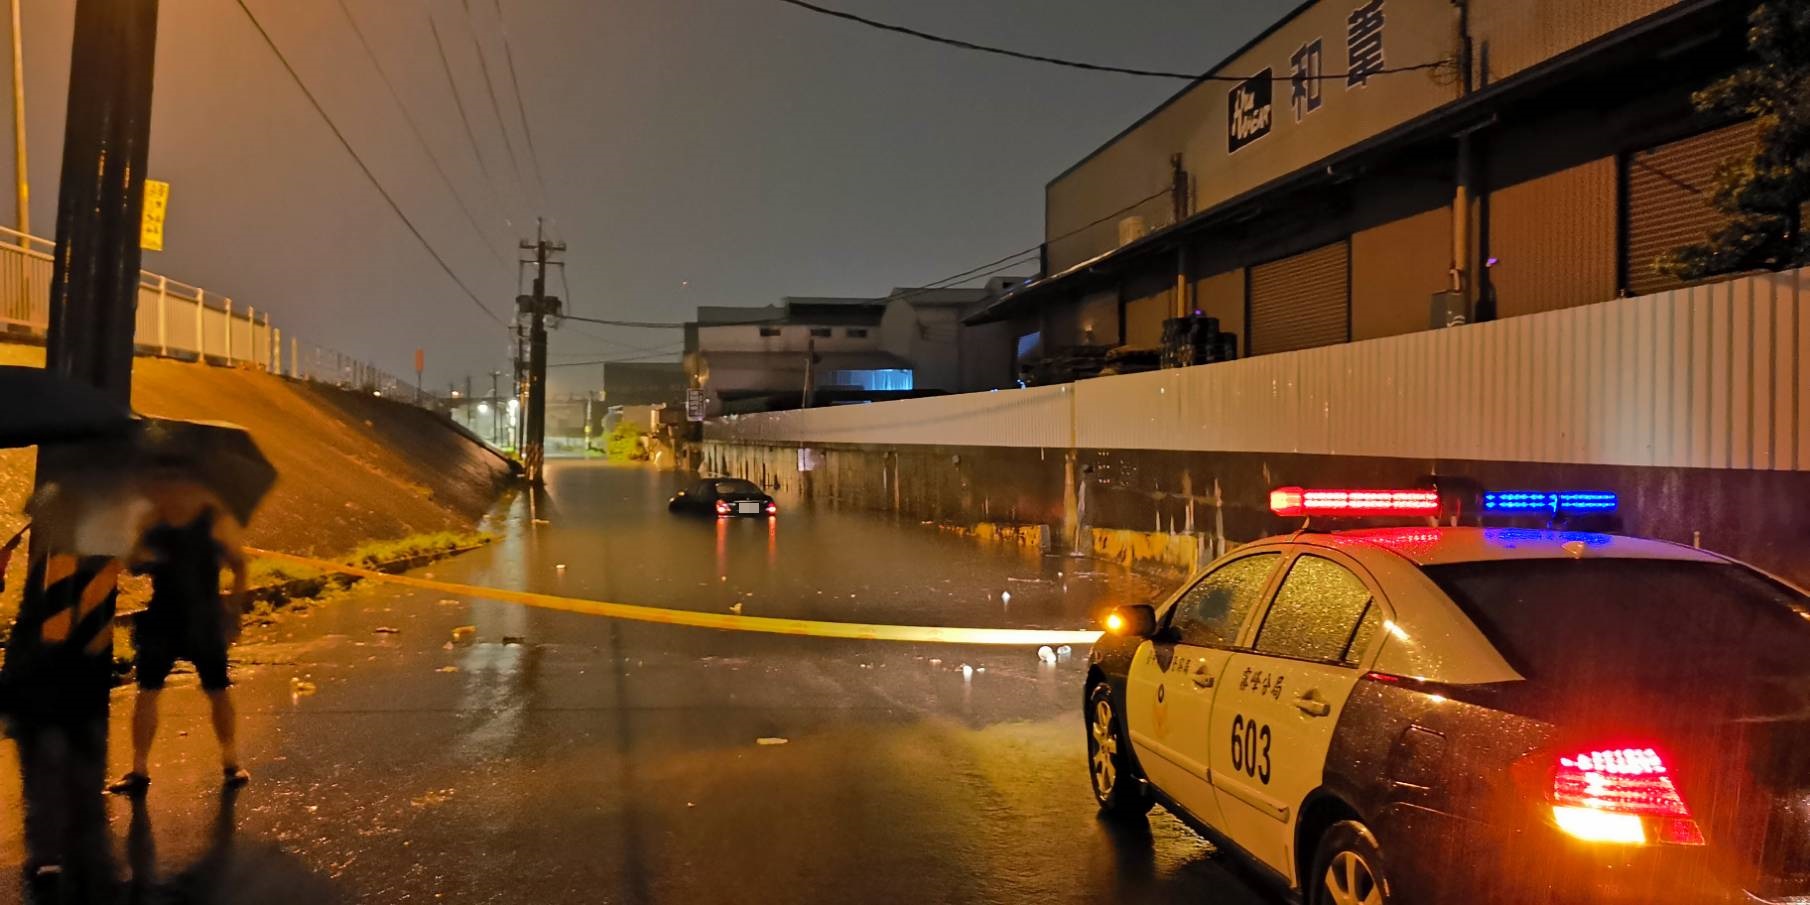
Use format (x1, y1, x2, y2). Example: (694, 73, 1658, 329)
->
(708, 267, 1809, 472)
(0, 226, 413, 398)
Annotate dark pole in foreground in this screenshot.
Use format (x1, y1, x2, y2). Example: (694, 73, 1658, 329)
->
(518, 219, 563, 485)
(42, 0, 160, 406)
(10, 1, 158, 891)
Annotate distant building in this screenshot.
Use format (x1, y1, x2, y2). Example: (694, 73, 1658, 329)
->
(601, 362, 685, 406)
(878, 276, 1023, 393)
(685, 298, 910, 413)
(685, 280, 1028, 413)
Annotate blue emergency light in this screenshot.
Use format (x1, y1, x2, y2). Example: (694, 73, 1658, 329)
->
(1482, 491, 1619, 516)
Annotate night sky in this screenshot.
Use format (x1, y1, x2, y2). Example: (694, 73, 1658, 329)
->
(3, 0, 1287, 393)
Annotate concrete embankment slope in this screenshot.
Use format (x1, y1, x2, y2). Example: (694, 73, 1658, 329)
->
(0, 343, 516, 560)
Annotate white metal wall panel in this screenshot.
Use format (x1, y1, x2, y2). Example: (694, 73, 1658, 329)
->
(709, 268, 1810, 472)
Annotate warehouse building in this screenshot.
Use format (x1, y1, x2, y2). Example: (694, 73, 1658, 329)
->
(967, 0, 1761, 368)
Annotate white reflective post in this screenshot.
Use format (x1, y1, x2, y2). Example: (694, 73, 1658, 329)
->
(155, 275, 167, 356)
(194, 288, 206, 361)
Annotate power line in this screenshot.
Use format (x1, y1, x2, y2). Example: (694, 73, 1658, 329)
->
(548, 346, 685, 368)
(332, 0, 506, 266)
(426, 0, 513, 228)
(551, 185, 1164, 330)
(459, 0, 531, 209)
(233, 0, 506, 327)
(490, 0, 549, 206)
(773, 0, 1452, 83)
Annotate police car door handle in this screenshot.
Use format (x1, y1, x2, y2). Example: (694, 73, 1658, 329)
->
(1192, 673, 1215, 689)
(1293, 692, 1332, 718)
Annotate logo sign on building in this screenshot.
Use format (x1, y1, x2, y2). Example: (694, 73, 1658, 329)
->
(140, 179, 170, 251)
(685, 387, 707, 422)
(1226, 69, 1274, 154)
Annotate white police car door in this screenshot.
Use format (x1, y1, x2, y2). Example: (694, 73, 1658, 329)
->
(1124, 551, 1284, 826)
(1207, 551, 1385, 882)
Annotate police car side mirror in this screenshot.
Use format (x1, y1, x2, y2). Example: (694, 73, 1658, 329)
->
(1104, 604, 1158, 639)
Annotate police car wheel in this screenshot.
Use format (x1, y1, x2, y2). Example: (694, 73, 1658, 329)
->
(1086, 683, 1152, 817)
(1309, 820, 1391, 905)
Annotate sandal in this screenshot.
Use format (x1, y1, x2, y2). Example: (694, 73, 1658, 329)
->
(105, 772, 151, 796)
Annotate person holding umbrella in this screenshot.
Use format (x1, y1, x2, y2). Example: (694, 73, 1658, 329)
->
(105, 476, 252, 795)
(106, 420, 274, 796)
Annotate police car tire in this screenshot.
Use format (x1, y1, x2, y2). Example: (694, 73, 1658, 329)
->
(1308, 819, 1392, 905)
(1086, 683, 1153, 818)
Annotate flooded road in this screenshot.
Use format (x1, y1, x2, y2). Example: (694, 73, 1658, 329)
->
(1, 461, 1275, 904)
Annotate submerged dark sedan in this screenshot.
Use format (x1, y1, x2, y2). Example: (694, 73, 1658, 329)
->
(669, 477, 776, 518)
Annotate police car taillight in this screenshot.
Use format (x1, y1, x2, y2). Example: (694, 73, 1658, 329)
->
(714, 500, 732, 516)
(1545, 746, 1704, 846)
(1268, 487, 1440, 518)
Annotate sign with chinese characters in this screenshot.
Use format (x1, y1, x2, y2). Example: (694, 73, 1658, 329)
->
(140, 179, 169, 251)
(1227, 69, 1274, 153)
(1346, 0, 1387, 87)
(1291, 39, 1324, 122)
(1044, 0, 1457, 273)
(685, 387, 707, 422)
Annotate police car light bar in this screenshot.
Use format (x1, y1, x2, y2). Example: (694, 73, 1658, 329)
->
(1269, 487, 1440, 518)
(1483, 491, 1619, 516)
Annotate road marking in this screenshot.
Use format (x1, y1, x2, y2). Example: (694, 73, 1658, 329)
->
(246, 548, 1104, 647)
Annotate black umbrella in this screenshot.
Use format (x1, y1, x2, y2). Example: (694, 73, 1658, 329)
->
(129, 418, 277, 525)
(0, 365, 133, 448)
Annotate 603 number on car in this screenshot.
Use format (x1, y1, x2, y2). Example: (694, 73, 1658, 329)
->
(1229, 714, 1272, 784)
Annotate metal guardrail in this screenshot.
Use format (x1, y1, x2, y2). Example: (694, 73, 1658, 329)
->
(0, 224, 414, 399)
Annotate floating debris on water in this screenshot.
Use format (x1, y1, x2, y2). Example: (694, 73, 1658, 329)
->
(451, 625, 477, 642)
(756, 737, 789, 747)
(1037, 646, 1057, 665)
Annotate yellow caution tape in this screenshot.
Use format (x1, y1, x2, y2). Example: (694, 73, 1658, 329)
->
(247, 548, 1104, 647)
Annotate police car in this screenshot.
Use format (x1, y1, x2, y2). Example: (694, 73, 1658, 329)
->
(1085, 487, 1810, 905)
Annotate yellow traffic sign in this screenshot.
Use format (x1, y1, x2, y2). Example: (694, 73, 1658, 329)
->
(140, 179, 169, 251)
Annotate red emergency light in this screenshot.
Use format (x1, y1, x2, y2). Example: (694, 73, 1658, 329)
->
(1269, 487, 1440, 518)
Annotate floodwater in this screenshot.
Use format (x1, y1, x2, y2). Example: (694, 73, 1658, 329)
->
(0, 460, 1277, 904)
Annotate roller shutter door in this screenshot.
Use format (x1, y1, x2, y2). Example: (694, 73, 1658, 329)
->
(1625, 121, 1756, 296)
(1249, 241, 1350, 356)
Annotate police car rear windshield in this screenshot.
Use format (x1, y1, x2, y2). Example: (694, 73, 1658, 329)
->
(1424, 560, 1810, 685)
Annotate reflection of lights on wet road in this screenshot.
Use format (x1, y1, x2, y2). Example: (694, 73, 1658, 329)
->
(715, 516, 728, 578)
(768, 517, 778, 567)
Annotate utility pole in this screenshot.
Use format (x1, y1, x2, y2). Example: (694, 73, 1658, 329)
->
(517, 218, 563, 485)
(9, 0, 28, 244)
(801, 336, 816, 409)
(24, 0, 157, 850)
(43, 0, 159, 407)
(489, 369, 501, 447)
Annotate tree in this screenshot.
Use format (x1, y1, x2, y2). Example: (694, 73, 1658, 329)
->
(1657, 1, 1810, 281)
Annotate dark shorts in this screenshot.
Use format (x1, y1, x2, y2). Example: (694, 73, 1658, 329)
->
(133, 631, 230, 692)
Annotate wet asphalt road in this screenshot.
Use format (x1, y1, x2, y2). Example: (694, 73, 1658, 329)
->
(1, 461, 1277, 905)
